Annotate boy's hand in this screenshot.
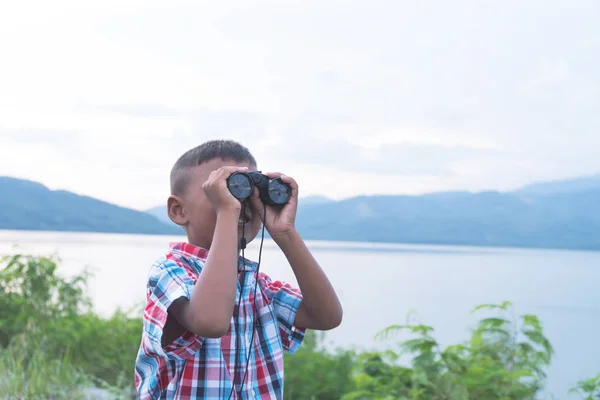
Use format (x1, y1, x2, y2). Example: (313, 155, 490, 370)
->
(250, 172, 299, 242)
(250, 172, 344, 331)
(203, 166, 249, 214)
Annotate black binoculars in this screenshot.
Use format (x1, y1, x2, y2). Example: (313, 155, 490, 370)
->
(226, 171, 291, 206)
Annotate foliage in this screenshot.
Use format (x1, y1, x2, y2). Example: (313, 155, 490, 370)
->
(0, 330, 94, 399)
(0, 252, 92, 348)
(343, 301, 560, 399)
(283, 330, 357, 399)
(570, 373, 600, 399)
(1, 252, 598, 399)
(0, 253, 138, 397)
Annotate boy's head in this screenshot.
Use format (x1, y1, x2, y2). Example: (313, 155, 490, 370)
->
(167, 140, 262, 250)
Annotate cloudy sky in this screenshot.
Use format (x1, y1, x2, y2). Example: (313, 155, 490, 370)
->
(1, 0, 598, 210)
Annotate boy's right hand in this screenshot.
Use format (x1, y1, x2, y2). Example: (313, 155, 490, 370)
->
(202, 166, 249, 214)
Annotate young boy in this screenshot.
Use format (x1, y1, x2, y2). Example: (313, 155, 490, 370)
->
(134, 140, 343, 399)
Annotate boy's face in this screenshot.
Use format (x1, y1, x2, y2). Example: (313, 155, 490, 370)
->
(171, 157, 263, 251)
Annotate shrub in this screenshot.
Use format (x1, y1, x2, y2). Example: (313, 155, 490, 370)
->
(1, 252, 598, 399)
(284, 330, 357, 399)
(343, 301, 555, 399)
(0, 253, 137, 397)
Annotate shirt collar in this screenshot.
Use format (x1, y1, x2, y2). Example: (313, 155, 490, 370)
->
(169, 242, 209, 259)
(169, 242, 258, 272)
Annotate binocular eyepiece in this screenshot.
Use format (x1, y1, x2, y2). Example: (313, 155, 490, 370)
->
(226, 171, 291, 206)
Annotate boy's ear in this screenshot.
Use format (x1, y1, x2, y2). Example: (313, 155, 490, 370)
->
(167, 195, 188, 226)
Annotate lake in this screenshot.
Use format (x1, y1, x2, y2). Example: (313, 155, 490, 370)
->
(1, 229, 599, 398)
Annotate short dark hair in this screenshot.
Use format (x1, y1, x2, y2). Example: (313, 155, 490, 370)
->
(170, 139, 257, 195)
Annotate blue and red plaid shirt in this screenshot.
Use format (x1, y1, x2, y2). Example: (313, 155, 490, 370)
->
(134, 242, 306, 399)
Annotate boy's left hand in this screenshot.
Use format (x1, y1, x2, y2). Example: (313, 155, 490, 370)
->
(249, 172, 298, 242)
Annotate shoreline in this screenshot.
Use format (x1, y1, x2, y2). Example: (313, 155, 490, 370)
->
(1, 228, 599, 255)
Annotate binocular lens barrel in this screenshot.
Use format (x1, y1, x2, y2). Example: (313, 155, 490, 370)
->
(226, 172, 291, 205)
(227, 173, 254, 199)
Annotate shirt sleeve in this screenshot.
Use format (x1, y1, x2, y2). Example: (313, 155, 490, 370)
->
(142, 260, 204, 361)
(257, 272, 306, 354)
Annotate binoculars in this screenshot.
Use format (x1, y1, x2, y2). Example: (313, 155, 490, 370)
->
(227, 171, 291, 205)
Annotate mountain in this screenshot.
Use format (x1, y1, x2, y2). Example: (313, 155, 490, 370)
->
(293, 188, 600, 251)
(515, 174, 600, 196)
(146, 205, 173, 225)
(0, 177, 182, 235)
(288, 174, 600, 250)
(298, 195, 334, 205)
(144, 195, 335, 227)
(2, 174, 600, 251)
(139, 175, 600, 251)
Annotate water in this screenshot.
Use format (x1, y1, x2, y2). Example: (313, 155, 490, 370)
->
(1, 229, 599, 398)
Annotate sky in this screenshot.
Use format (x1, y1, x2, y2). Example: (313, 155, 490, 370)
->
(0, 0, 599, 211)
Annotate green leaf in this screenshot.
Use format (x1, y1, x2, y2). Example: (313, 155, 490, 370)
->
(400, 338, 437, 356)
(521, 314, 542, 331)
(470, 301, 512, 315)
(375, 323, 434, 341)
(523, 330, 554, 358)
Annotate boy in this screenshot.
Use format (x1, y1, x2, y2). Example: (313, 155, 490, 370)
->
(134, 140, 343, 399)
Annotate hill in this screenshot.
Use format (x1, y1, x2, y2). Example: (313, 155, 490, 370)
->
(0, 177, 181, 235)
(144, 195, 335, 227)
(141, 175, 600, 251)
(287, 175, 600, 250)
(515, 174, 600, 196)
(293, 189, 600, 251)
(2, 174, 600, 251)
(145, 205, 172, 225)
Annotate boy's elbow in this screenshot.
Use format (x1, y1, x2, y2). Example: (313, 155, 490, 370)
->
(331, 302, 344, 328)
(195, 326, 229, 338)
(296, 301, 343, 331)
(326, 309, 343, 330)
(171, 299, 231, 338)
(189, 315, 231, 338)
(317, 307, 343, 331)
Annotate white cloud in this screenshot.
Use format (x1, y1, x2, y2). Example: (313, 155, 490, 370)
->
(0, 0, 599, 210)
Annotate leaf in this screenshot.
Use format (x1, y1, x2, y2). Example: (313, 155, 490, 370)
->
(375, 324, 409, 341)
(400, 338, 437, 355)
(375, 324, 434, 341)
(479, 317, 509, 328)
(507, 368, 535, 380)
(521, 314, 542, 331)
(523, 330, 554, 358)
(517, 342, 535, 354)
(470, 301, 512, 315)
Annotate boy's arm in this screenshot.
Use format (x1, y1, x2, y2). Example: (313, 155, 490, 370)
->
(169, 209, 239, 338)
(274, 229, 343, 330)
(249, 171, 342, 331)
(170, 165, 249, 338)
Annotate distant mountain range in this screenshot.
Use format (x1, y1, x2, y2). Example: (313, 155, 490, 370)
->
(0, 177, 181, 235)
(1, 174, 600, 251)
(144, 195, 336, 226)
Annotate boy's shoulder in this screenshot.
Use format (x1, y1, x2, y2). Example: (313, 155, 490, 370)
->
(142, 243, 208, 303)
(148, 242, 207, 274)
(145, 241, 297, 296)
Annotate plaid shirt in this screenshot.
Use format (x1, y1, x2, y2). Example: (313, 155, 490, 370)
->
(134, 242, 306, 399)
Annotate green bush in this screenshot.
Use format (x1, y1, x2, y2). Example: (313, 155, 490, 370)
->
(0, 253, 137, 397)
(1, 252, 599, 399)
(0, 331, 94, 399)
(284, 330, 357, 399)
(570, 373, 600, 399)
(344, 301, 556, 399)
